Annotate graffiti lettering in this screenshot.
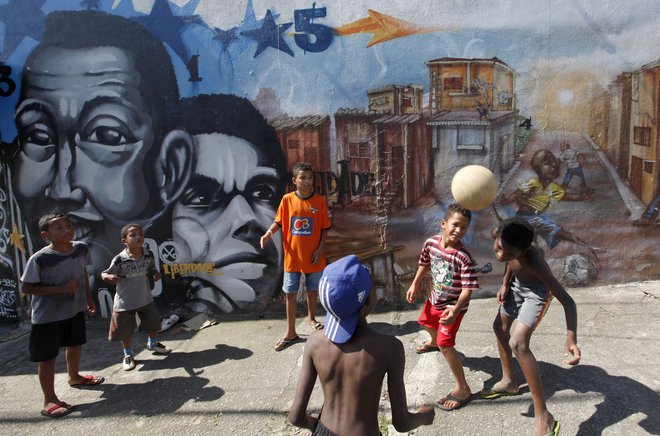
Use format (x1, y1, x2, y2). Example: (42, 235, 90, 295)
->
(293, 5, 333, 53)
(163, 262, 218, 279)
(0, 279, 19, 322)
(351, 172, 377, 196)
(0, 64, 16, 97)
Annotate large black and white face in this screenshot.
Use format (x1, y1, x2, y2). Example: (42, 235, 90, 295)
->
(14, 45, 160, 274)
(172, 133, 283, 311)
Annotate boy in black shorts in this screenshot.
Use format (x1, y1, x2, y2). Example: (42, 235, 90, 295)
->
(21, 213, 104, 419)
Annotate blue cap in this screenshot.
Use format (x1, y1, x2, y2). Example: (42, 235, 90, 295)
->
(319, 255, 372, 344)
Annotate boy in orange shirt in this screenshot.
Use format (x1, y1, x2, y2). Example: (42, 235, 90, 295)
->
(261, 162, 331, 351)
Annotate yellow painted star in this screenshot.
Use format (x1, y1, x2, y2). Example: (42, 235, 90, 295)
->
(334, 10, 439, 47)
(10, 223, 26, 253)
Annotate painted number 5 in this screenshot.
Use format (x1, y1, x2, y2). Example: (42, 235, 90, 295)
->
(294, 5, 333, 53)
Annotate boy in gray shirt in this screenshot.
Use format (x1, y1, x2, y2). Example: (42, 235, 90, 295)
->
(21, 213, 104, 419)
(102, 224, 170, 371)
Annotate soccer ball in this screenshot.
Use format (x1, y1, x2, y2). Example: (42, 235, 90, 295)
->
(562, 253, 598, 286)
(450, 165, 499, 211)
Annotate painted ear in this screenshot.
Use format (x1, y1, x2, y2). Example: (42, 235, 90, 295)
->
(156, 129, 194, 207)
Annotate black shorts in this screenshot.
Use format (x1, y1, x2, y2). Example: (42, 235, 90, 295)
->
(29, 311, 87, 362)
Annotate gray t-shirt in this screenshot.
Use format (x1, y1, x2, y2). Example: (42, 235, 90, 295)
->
(21, 242, 92, 324)
(103, 248, 155, 312)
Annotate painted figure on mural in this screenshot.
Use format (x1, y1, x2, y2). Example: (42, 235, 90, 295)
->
(10, 11, 193, 287)
(558, 142, 590, 192)
(169, 94, 286, 314)
(501, 148, 599, 255)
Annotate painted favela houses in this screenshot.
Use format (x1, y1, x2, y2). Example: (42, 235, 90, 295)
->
(0, 0, 658, 322)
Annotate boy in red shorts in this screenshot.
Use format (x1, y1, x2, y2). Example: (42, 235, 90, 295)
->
(406, 203, 479, 411)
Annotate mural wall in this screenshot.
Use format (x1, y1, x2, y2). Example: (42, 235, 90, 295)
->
(0, 0, 658, 321)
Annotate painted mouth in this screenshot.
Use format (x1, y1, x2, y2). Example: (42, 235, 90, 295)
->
(213, 252, 274, 270)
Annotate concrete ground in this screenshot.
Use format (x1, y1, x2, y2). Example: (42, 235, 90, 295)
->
(1, 280, 659, 435)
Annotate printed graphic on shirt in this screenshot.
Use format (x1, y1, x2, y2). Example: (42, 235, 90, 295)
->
(431, 257, 452, 300)
(291, 216, 313, 236)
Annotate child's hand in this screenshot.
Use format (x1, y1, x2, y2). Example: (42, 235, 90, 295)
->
(439, 308, 456, 325)
(496, 285, 509, 306)
(103, 274, 119, 285)
(153, 271, 162, 282)
(405, 284, 418, 303)
(311, 248, 322, 264)
(260, 231, 272, 249)
(65, 278, 81, 294)
(563, 341, 581, 365)
(86, 301, 96, 317)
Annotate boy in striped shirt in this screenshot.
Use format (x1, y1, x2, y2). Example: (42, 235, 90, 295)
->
(406, 203, 479, 411)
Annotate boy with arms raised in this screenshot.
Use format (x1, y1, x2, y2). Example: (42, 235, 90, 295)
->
(261, 162, 331, 351)
(102, 224, 170, 371)
(289, 255, 435, 434)
(406, 203, 479, 411)
(21, 213, 103, 419)
(483, 218, 581, 436)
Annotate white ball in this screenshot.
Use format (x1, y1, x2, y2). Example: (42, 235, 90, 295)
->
(450, 165, 498, 210)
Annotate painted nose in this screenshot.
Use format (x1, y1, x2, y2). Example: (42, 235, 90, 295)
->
(227, 195, 261, 243)
(45, 140, 85, 203)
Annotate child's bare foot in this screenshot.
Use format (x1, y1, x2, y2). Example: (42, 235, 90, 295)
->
(535, 412, 559, 436)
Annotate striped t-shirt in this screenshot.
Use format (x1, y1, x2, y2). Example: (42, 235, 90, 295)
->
(418, 235, 479, 311)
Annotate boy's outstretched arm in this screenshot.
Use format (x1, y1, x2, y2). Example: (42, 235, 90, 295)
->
(388, 339, 435, 432)
(534, 259, 581, 365)
(405, 265, 429, 303)
(289, 336, 319, 431)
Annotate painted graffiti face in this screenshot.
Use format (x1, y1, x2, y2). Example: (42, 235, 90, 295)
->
(172, 133, 283, 312)
(531, 149, 560, 181)
(13, 45, 159, 278)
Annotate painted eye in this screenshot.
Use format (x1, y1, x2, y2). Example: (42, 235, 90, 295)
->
(251, 183, 275, 201)
(83, 115, 136, 146)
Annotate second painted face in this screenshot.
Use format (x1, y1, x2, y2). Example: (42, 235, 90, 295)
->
(172, 133, 283, 311)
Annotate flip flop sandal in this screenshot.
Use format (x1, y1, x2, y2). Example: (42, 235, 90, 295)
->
(437, 393, 471, 411)
(415, 343, 439, 354)
(274, 336, 303, 351)
(69, 374, 105, 388)
(40, 402, 74, 419)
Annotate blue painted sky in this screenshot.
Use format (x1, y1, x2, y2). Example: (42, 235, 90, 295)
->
(1, 0, 659, 138)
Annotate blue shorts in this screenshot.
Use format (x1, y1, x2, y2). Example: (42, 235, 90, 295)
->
(516, 212, 562, 249)
(282, 271, 323, 293)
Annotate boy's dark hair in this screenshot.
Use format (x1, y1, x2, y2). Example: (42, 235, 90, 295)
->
(496, 218, 535, 250)
(444, 203, 471, 222)
(292, 162, 313, 175)
(38, 213, 68, 232)
(121, 223, 143, 239)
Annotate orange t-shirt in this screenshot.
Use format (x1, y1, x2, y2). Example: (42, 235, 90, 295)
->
(275, 192, 331, 273)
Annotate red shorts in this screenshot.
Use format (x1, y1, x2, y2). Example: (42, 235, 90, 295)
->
(417, 300, 466, 347)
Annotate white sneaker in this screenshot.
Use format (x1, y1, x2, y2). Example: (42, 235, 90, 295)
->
(148, 341, 171, 355)
(122, 355, 136, 371)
